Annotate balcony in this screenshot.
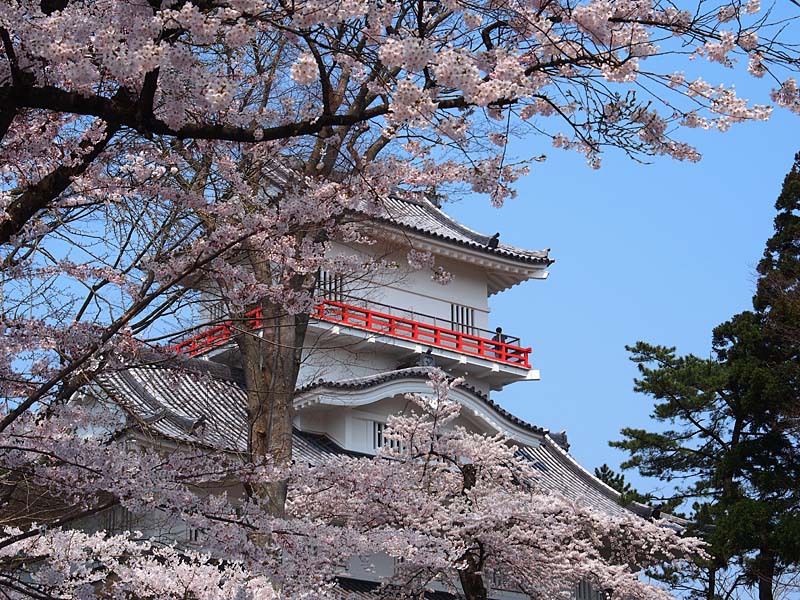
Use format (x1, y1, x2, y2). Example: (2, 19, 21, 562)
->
(172, 299, 532, 369)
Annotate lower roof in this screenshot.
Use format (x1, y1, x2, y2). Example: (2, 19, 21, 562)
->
(295, 366, 553, 440)
(93, 361, 651, 520)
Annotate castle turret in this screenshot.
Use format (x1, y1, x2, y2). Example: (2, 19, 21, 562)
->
(173, 196, 552, 397)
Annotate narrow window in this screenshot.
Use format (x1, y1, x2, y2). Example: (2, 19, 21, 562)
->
(208, 301, 226, 323)
(373, 421, 403, 451)
(107, 506, 135, 533)
(450, 303, 475, 335)
(393, 555, 406, 575)
(373, 421, 385, 449)
(490, 570, 508, 590)
(575, 580, 605, 600)
(318, 269, 345, 302)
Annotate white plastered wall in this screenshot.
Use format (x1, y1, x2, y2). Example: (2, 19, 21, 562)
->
(328, 240, 491, 329)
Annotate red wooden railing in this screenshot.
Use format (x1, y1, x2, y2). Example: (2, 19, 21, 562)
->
(171, 308, 264, 358)
(172, 300, 531, 368)
(313, 300, 531, 368)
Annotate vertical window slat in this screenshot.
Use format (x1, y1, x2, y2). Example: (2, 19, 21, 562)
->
(318, 270, 345, 302)
(450, 303, 475, 335)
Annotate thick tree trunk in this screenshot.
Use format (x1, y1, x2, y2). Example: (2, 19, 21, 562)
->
(459, 565, 489, 600)
(457, 464, 488, 600)
(755, 551, 775, 600)
(237, 304, 308, 517)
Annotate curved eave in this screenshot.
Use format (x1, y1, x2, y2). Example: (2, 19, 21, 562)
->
(294, 368, 548, 448)
(374, 216, 553, 265)
(371, 196, 553, 266)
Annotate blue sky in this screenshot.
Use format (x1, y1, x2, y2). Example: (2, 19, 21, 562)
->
(447, 104, 798, 495)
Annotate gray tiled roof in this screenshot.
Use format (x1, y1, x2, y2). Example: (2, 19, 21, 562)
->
(95, 366, 353, 463)
(517, 441, 651, 519)
(336, 577, 457, 600)
(375, 196, 552, 266)
(94, 363, 646, 518)
(258, 156, 551, 266)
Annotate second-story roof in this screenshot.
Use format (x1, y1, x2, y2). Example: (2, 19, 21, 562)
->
(295, 366, 552, 440)
(373, 196, 553, 267)
(259, 158, 553, 267)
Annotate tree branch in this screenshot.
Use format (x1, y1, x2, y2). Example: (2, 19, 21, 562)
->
(0, 121, 120, 245)
(0, 83, 471, 143)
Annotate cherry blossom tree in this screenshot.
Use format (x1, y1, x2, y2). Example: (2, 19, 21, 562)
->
(291, 371, 707, 600)
(1, 0, 799, 594)
(0, 371, 704, 599)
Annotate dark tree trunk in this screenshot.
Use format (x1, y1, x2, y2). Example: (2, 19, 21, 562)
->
(237, 303, 308, 517)
(706, 566, 716, 600)
(755, 551, 776, 600)
(457, 463, 489, 600)
(459, 565, 489, 600)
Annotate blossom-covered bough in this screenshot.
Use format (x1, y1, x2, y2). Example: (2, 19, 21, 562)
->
(0, 371, 703, 599)
(1, 0, 798, 466)
(0, 0, 797, 596)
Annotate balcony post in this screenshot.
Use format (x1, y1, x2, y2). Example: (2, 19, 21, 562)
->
(248, 307, 263, 331)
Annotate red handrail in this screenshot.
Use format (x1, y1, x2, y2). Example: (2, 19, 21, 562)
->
(171, 308, 263, 358)
(316, 301, 530, 368)
(172, 301, 531, 368)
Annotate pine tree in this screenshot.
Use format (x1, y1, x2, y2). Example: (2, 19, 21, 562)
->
(752, 151, 800, 432)
(594, 464, 652, 506)
(612, 153, 800, 600)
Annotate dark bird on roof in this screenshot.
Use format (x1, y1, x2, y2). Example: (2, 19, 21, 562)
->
(487, 232, 500, 249)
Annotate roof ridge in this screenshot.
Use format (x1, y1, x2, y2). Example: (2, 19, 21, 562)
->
(295, 366, 436, 393)
(101, 358, 244, 387)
